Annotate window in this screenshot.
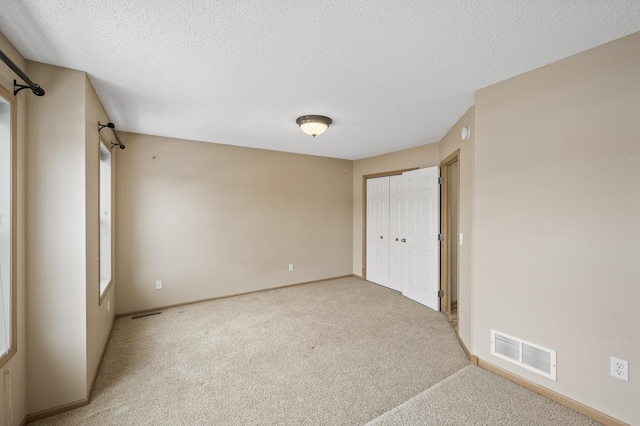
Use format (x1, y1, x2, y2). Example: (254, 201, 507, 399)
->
(99, 140, 112, 301)
(0, 86, 16, 367)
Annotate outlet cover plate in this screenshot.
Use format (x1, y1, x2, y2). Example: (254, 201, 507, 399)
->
(610, 356, 629, 381)
(155, 280, 163, 290)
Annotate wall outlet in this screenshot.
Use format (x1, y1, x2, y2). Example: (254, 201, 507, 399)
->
(155, 280, 163, 290)
(459, 233, 464, 246)
(610, 357, 629, 381)
(288, 264, 294, 272)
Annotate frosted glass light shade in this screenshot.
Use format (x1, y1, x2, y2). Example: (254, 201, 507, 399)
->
(300, 121, 328, 137)
(296, 115, 332, 137)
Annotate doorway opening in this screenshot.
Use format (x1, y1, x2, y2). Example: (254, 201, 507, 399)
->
(440, 150, 460, 331)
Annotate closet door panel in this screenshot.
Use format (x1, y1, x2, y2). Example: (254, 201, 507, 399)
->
(366, 177, 390, 287)
(401, 167, 440, 311)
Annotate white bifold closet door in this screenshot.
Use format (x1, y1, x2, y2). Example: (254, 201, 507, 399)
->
(399, 167, 440, 311)
(389, 175, 404, 292)
(366, 167, 440, 311)
(366, 176, 390, 287)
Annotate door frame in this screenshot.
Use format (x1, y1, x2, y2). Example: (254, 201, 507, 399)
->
(440, 149, 460, 321)
(362, 168, 418, 280)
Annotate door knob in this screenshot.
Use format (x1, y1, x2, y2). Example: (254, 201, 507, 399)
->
(401, 238, 406, 243)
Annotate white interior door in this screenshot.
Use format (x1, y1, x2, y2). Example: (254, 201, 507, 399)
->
(400, 167, 440, 311)
(389, 175, 404, 291)
(366, 177, 390, 287)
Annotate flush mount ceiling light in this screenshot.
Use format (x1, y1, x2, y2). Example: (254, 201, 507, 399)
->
(296, 115, 332, 137)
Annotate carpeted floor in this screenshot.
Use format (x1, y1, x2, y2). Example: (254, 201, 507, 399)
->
(366, 365, 601, 426)
(30, 278, 469, 425)
(29, 278, 600, 425)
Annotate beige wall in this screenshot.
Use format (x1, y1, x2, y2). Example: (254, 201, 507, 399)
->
(473, 32, 639, 424)
(0, 32, 27, 426)
(439, 107, 475, 351)
(23, 62, 115, 415)
(352, 143, 440, 278)
(25, 62, 88, 413)
(84, 76, 115, 392)
(115, 133, 353, 314)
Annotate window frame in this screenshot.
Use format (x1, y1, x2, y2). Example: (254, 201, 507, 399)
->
(98, 138, 113, 305)
(0, 84, 17, 368)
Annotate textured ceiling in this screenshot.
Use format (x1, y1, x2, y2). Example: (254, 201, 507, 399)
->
(1, 1, 639, 160)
